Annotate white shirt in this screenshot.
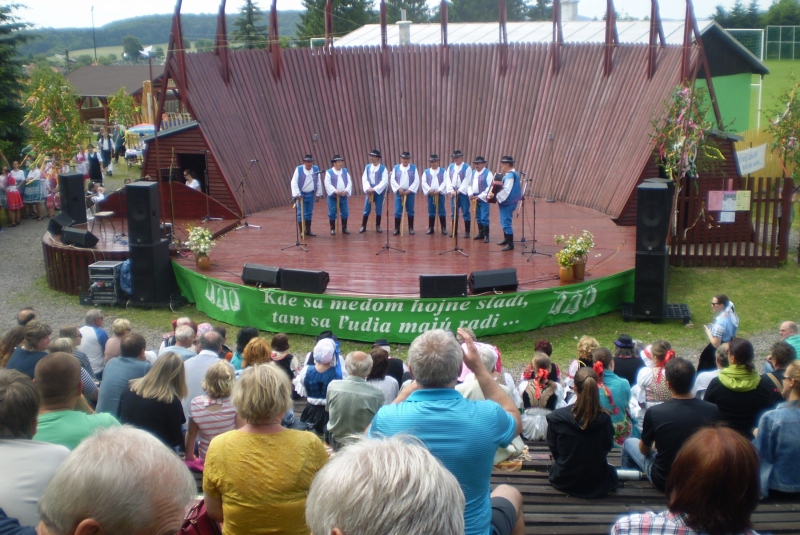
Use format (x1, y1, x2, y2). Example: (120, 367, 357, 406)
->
(420, 167, 449, 195)
(77, 324, 108, 374)
(182, 350, 222, 420)
(471, 167, 494, 201)
(692, 369, 720, 399)
(324, 168, 353, 196)
(448, 162, 473, 195)
(495, 168, 516, 204)
(361, 164, 389, 195)
(186, 178, 201, 190)
(390, 164, 420, 193)
(291, 165, 323, 197)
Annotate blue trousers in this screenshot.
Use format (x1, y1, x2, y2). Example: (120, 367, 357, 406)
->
(363, 191, 385, 217)
(296, 191, 315, 222)
(394, 192, 415, 218)
(499, 202, 517, 234)
(427, 193, 446, 217)
(621, 438, 656, 484)
(450, 192, 471, 221)
(327, 195, 349, 220)
(475, 200, 490, 226)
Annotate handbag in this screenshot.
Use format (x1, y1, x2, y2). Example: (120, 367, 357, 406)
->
(179, 500, 222, 535)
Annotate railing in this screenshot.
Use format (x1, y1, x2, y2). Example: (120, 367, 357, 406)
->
(159, 112, 194, 131)
(670, 176, 793, 267)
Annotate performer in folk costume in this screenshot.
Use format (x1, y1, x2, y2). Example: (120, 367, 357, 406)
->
(470, 156, 493, 243)
(86, 144, 103, 185)
(447, 150, 473, 238)
(390, 151, 419, 236)
(324, 155, 353, 235)
(360, 149, 389, 234)
(421, 154, 449, 235)
(74, 143, 88, 178)
(488, 155, 521, 251)
(290, 154, 322, 237)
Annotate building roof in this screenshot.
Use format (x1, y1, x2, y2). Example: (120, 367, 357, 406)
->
(65, 65, 155, 98)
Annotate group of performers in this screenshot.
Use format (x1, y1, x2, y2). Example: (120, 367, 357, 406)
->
(290, 150, 522, 251)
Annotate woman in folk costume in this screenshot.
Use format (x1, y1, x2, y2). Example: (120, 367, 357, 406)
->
(300, 338, 339, 435)
(630, 340, 675, 436)
(23, 163, 45, 219)
(74, 143, 88, 178)
(519, 352, 565, 440)
(4, 164, 24, 226)
(44, 162, 60, 217)
(591, 347, 633, 446)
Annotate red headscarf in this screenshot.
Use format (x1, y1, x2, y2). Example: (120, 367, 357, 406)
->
(655, 350, 675, 383)
(534, 367, 549, 399)
(593, 361, 614, 405)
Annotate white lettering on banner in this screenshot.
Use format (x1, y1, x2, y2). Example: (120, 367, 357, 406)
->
(736, 144, 767, 175)
(548, 285, 597, 316)
(205, 281, 241, 312)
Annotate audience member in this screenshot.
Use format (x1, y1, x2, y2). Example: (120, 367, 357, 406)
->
(565, 335, 599, 393)
(546, 368, 617, 498)
(95, 333, 151, 417)
(46, 338, 97, 403)
(519, 352, 564, 440)
(270, 333, 295, 383)
(698, 294, 739, 371)
(633, 341, 675, 409)
(306, 436, 465, 535)
(214, 326, 232, 361)
(0, 326, 25, 368)
(592, 347, 632, 446)
(612, 427, 760, 535)
(57, 326, 94, 380)
(158, 324, 197, 361)
(533, 339, 561, 382)
(704, 338, 776, 438)
(241, 336, 271, 368)
(203, 364, 328, 535)
(36, 426, 196, 535)
(32, 353, 119, 450)
(16, 308, 36, 327)
(754, 360, 800, 498)
(185, 360, 239, 462)
(76, 310, 108, 377)
(0, 370, 69, 526)
(369, 329, 524, 535)
(692, 343, 728, 399)
(231, 327, 259, 370)
(326, 351, 384, 449)
(300, 338, 339, 434)
(762, 341, 797, 407)
(102, 318, 131, 363)
(373, 338, 408, 387)
(5, 321, 52, 378)
(366, 348, 400, 404)
(119, 352, 186, 449)
(621, 358, 719, 492)
(612, 334, 644, 387)
(776, 321, 800, 362)
(182, 330, 223, 420)
(160, 316, 193, 350)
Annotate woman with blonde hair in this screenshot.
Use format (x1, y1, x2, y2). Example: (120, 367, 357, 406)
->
(185, 360, 240, 463)
(564, 335, 599, 395)
(119, 352, 187, 448)
(630, 340, 674, 435)
(103, 318, 131, 362)
(203, 363, 328, 535)
(0, 325, 24, 368)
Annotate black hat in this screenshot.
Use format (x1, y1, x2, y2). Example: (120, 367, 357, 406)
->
(373, 338, 389, 348)
(429, 154, 439, 162)
(473, 156, 487, 164)
(452, 150, 464, 159)
(500, 155, 515, 165)
(400, 151, 411, 159)
(614, 334, 634, 348)
(331, 155, 344, 163)
(369, 149, 381, 158)
(303, 154, 314, 162)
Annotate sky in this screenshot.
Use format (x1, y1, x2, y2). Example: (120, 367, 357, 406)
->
(17, 0, 776, 30)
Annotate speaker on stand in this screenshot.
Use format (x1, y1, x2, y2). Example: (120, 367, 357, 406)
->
(58, 172, 87, 225)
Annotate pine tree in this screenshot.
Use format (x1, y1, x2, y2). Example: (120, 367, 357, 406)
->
(0, 5, 30, 165)
(296, 0, 377, 46)
(529, 0, 552, 21)
(438, 0, 529, 23)
(232, 0, 269, 50)
(385, 0, 430, 24)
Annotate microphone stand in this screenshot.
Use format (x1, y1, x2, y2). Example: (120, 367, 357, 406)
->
(282, 195, 308, 252)
(522, 172, 551, 261)
(235, 160, 261, 231)
(113, 185, 127, 244)
(514, 174, 531, 250)
(440, 191, 467, 257)
(201, 150, 222, 223)
(376, 172, 405, 255)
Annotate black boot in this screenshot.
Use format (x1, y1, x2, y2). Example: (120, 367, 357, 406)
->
(376, 215, 383, 233)
(439, 216, 447, 235)
(408, 216, 415, 235)
(342, 218, 350, 234)
(497, 233, 508, 245)
(426, 216, 435, 235)
(305, 220, 316, 237)
(483, 224, 490, 243)
(473, 224, 484, 240)
(330, 220, 336, 235)
(464, 220, 471, 239)
(450, 219, 458, 237)
(502, 233, 514, 251)
(359, 215, 368, 233)
(393, 217, 401, 236)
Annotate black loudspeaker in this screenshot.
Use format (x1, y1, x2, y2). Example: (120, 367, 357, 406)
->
(159, 168, 181, 183)
(58, 172, 87, 225)
(61, 227, 99, 248)
(280, 268, 329, 294)
(242, 263, 281, 287)
(420, 274, 468, 298)
(47, 213, 74, 235)
(643, 177, 676, 199)
(636, 182, 672, 252)
(468, 268, 518, 294)
(129, 240, 175, 304)
(633, 249, 669, 318)
(127, 182, 160, 245)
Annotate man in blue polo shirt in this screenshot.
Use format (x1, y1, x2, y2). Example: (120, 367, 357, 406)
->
(369, 329, 524, 535)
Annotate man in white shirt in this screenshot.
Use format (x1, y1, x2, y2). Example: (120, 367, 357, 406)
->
(390, 151, 420, 236)
(290, 154, 322, 237)
(448, 150, 474, 238)
(158, 325, 197, 361)
(183, 169, 202, 191)
(487, 156, 521, 252)
(421, 154, 449, 235)
(183, 331, 223, 420)
(470, 156, 494, 243)
(77, 309, 108, 377)
(324, 155, 353, 235)
(360, 149, 389, 234)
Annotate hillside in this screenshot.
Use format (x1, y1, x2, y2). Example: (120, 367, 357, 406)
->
(19, 11, 301, 56)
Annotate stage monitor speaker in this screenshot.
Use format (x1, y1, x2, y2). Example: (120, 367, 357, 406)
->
(126, 181, 161, 245)
(636, 182, 672, 252)
(61, 227, 99, 248)
(633, 249, 669, 318)
(129, 240, 175, 304)
(58, 172, 87, 225)
(280, 268, 329, 294)
(420, 274, 468, 298)
(47, 213, 74, 235)
(468, 268, 518, 294)
(242, 263, 281, 287)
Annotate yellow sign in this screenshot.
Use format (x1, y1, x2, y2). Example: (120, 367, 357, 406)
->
(735, 190, 751, 211)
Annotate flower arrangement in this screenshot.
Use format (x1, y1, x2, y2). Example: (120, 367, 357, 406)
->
(555, 230, 595, 266)
(187, 226, 215, 257)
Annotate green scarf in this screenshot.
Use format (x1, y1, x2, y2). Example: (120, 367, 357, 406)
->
(717, 364, 760, 392)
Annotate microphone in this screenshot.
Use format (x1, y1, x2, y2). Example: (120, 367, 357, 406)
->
(250, 159, 259, 163)
(521, 172, 527, 177)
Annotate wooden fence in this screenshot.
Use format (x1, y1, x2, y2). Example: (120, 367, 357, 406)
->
(670, 176, 794, 267)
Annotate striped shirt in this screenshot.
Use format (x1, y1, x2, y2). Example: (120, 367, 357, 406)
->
(189, 396, 237, 459)
(611, 511, 759, 535)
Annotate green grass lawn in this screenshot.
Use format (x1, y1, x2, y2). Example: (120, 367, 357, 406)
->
(756, 59, 800, 127)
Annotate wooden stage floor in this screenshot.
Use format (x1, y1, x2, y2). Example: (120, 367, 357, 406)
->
(177, 195, 636, 297)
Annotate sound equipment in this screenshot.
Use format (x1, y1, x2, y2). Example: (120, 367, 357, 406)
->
(635, 182, 672, 252)
(643, 177, 676, 199)
(419, 274, 468, 298)
(242, 263, 281, 287)
(468, 268, 519, 294)
(126, 182, 160, 245)
(47, 213, 74, 235)
(280, 268, 329, 294)
(129, 240, 175, 304)
(58, 172, 87, 224)
(61, 227, 99, 248)
(633, 249, 669, 318)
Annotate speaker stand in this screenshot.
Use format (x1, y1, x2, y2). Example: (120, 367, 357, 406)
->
(282, 198, 308, 252)
(376, 184, 405, 255)
(113, 185, 127, 245)
(514, 176, 531, 250)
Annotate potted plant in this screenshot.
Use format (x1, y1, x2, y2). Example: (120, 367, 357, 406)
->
(187, 226, 215, 270)
(555, 230, 594, 280)
(555, 248, 574, 282)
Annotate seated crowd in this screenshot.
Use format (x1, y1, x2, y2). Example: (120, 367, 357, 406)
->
(0, 304, 798, 535)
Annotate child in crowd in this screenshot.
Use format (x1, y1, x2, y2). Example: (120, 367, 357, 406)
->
(519, 352, 565, 441)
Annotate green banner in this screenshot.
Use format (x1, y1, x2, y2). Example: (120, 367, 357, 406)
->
(173, 263, 634, 343)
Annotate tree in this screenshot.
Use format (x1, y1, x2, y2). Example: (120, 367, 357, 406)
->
(232, 0, 269, 49)
(385, 0, 430, 24)
(296, 0, 376, 45)
(108, 86, 139, 127)
(712, 0, 762, 28)
(762, 0, 800, 26)
(434, 0, 528, 23)
(529, 0, 552, 21)
(0, 4, 31, 165)
(98, 55, 112, 65)
(75, 54, 93, 67)
(194, 38, 214, 52)
(122, 35, 143, 61)
(153, 46, 165, 59)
